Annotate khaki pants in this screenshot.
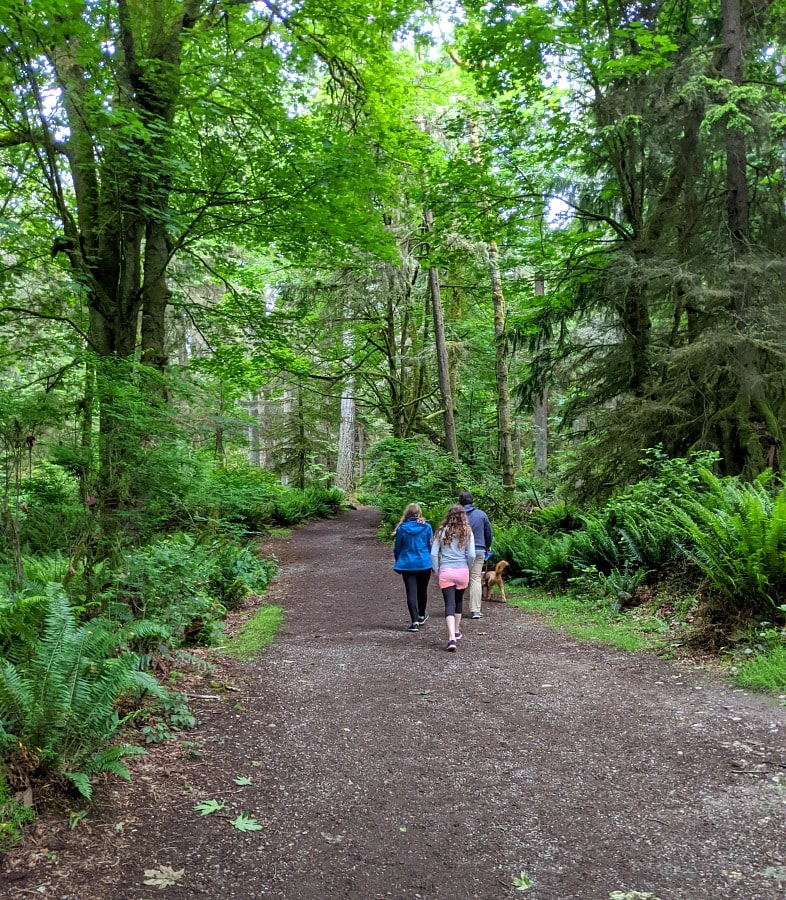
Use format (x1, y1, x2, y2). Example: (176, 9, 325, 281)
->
(468, 553, 485, 614)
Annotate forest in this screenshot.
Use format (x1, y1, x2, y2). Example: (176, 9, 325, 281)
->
(1, 0, 785, 848)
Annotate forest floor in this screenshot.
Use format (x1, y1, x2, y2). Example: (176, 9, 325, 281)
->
(2, 506, 786, 900)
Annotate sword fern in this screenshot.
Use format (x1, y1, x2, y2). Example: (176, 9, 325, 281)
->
(670, 473, 786, 616)
(0, 585, 167, 798)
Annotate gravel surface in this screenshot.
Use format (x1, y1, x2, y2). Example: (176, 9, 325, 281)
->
(3, 506, 785, 899)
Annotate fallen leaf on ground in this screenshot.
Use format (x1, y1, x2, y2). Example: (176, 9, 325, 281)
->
(143, 864, 185, 888)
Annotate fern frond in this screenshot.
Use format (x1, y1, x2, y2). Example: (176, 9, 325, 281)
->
(64, 744, 146, 799)
(63, 771, 93, 800)
(0, 659, 34, 733)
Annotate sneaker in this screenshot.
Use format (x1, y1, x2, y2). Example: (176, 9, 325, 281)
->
(470, 612, 482, 619)
(417, 613, 430, 626)
(455, 630, 462, 641)
(446, 639, 457, 652)
(407, 622, 419, 632)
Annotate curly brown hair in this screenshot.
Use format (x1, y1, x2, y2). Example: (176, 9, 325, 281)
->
(435, 504, 472, 549)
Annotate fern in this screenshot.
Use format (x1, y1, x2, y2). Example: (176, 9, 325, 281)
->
(20, 553, 72, 588)
(64, 745, 146, 800)
(0, 585, 166, 791)
(569, 515, 627, 574)
(671, 474, 786, 615)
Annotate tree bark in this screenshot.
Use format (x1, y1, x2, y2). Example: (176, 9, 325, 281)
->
(336, 328, 357, 497)
(719, 0, 782, 473)
(722, 0, 751, 314)
(423, 210, 459, 461)
(40, 1, 202, 502)
(533, 277, 549, 481)
(336, 386, 356, 497)
(248, 391, 262, 467)
(466, 118, 514, 485)
(489, 241, 515, 489)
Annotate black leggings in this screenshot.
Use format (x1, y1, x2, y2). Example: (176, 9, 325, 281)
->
(441, 585, 465, 619)
(401, 569, 431, 622)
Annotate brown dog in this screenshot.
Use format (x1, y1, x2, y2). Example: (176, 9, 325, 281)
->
(481, 560, 509, 603)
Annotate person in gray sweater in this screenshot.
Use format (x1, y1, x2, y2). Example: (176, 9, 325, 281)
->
(430, 505, 476, 652)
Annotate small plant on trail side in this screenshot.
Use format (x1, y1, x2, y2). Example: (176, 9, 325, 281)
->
(0, 769, 35, 851)
(139, 693, 196, 744)
(512, 869, 534, 891)
(597, 566, 649, 612)
(731, 618, 786, 694)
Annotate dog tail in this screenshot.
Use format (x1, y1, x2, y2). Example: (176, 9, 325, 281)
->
(495, 560, 508, 573)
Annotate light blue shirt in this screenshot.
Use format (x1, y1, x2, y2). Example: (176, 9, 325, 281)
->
(430, 532, 476, 573)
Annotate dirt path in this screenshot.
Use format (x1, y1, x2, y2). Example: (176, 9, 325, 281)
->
(4, 507, 785, 899)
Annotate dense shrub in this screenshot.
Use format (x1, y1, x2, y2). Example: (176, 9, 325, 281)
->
(363, 437, 473, 531)
(206, 539, 276, 611)
(267, 486, 345, 525)
(179, 463, 284, 534)
(363, 437, 532, 533)
(110, 534, 227, 644)
(528, 501, 585, 535)
(15, 463, 88, 556)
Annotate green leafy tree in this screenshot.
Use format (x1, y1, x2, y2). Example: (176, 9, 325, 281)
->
(454, 0, 786, 494)
(0, 0, 425, 507)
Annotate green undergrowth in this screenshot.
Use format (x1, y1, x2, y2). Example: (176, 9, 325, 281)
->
(731, 628, 786, 695)
(225, 604, 285, 660)
(508, 585, 668, 652)
(0, 771, 35, 852)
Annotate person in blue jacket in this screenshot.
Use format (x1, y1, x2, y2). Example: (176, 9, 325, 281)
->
(393, 503, 434, 632)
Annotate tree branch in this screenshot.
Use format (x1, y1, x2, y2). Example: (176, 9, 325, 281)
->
(0, 306, 91, 346)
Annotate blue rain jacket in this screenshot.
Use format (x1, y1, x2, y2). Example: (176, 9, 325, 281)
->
(393, 519, 434, 572)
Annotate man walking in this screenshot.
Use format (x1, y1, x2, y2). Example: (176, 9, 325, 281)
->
(459, 491, 493, 619)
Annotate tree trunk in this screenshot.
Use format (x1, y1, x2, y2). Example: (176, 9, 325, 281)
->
(466, 118, 514, 485)
(296, 387, 306, 490)
(533, 277, 549, 481)
(423, 210, 459, 461)
(248, 391, 262, 467)
(43, 1, 201, 503)
(722, 0, 751, 315)
(719, 0, 782, 474)
(336, 379, 357, 498)
(489, 241, 515, 488)
(140, 219, 173, 374)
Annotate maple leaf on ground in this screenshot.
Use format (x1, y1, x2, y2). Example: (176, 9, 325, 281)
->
(230, 811, 264, 832)
(194, 798, 225, 816)
(143, 864, 185, 888)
